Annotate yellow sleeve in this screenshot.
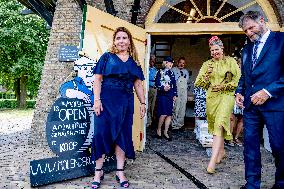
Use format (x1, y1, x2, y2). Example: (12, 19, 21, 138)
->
(194, 61, 211, 90)
(223, 57, 241, 92)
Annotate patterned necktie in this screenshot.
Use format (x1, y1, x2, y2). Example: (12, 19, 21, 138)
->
(252, 41, 260, 70)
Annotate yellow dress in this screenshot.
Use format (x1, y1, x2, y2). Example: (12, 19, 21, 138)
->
(194, 56, 241, 140)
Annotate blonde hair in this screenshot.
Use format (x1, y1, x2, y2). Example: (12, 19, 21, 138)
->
(109, 27, 139, 64)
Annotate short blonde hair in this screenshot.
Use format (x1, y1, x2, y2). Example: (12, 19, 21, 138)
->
(162, 61, 172, 68)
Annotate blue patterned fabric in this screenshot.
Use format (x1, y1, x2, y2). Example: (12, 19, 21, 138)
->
(193, 87, 207, 118)
(155, 69, 177, 117)
(60, 77, 94, 105)
(92, 52, 144, 160)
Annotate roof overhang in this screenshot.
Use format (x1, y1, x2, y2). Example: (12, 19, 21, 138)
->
(18, 0, 86, 26)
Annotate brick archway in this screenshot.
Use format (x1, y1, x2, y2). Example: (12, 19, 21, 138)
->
(145, 0, 281, 34)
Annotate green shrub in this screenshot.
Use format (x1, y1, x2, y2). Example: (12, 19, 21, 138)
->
(0, 99, 36, 109)
(0, 92, 15, 99)
(27, 100, 36, 108)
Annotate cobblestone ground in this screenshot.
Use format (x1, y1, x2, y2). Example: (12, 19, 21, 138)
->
(0, 110, 275, 189)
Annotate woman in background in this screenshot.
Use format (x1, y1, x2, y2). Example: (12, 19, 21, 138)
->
(155, 56, 177, 141)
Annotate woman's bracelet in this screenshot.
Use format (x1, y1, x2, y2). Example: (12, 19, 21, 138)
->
(94, 98, 101, 101)
(140, 102, 146, 105)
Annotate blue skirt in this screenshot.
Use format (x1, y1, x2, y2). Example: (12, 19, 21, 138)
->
(92, 86, 135, 161)
(157, 95, 174, 117)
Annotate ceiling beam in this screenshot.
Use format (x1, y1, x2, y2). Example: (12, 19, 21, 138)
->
(18, 0, 87, 26)
(26, 0, 54, 26)
(104, 0, 117, 16)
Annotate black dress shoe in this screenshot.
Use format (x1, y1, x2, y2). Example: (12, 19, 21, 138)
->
(155, 134, 162, 139)
(164, 134, 172, 141)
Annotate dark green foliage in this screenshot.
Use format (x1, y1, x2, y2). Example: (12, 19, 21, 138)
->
(0, 0, 49, 106)
(0, 92, 15, 99)
(0, 99, 36, 109)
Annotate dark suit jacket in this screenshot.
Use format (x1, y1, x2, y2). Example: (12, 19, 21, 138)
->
(236, 32, 284, 111)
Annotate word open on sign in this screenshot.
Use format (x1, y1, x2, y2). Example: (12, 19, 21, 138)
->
(46, 98, 90, 156)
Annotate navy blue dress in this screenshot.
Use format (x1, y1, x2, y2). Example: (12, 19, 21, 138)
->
(92, 52, 144, 160)
(155, 69, 177, 117)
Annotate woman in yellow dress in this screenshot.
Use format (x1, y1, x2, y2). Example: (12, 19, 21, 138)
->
(194, 36, 241, 174)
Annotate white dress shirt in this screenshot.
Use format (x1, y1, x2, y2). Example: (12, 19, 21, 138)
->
(254, 30, 271, 59)
(253, 29, 272, 97)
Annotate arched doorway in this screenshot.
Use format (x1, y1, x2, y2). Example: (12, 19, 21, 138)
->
(144, 0, 280, 130)
(145, 0, 281, 34)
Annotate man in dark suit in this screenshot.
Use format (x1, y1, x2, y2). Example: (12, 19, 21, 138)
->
(235, 11, 284, 189)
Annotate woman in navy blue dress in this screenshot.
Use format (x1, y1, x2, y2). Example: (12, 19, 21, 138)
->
(155, 57, 177, 141)
(91, 27, 146, 188)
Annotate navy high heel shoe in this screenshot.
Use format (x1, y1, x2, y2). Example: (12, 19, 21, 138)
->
(91, 169, 104, 189)
(115, 169, 129, 188)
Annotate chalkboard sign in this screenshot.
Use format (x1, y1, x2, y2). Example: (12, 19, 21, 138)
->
(58, 45, 79, 62)
(30, 151, 116, 187)
(30, 151, 95, 187)
(30, 97, 117, 187)
(46, 98, 90, 156)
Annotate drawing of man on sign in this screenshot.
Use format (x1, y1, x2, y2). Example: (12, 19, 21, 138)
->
(60, 55, 96, 152)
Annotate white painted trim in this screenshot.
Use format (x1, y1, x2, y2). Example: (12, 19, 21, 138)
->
(142, 34, 152, 149)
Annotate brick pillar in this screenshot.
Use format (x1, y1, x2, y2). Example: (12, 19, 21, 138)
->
(270, 0, 284, 27)
(29, 0, 83, 148)
(137, 0, 155, 27)
(86, 0, 106, 11)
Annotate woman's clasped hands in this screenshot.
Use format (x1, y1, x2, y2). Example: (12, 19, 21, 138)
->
(164, 83, 171, 91)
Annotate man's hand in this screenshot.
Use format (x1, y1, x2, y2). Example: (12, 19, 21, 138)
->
(251, 89, 269, 105)
(207, 65, 213, 74)
(235, 93, 245, 109)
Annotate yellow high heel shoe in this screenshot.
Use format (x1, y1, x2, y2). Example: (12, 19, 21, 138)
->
(206, 167, 216, 174)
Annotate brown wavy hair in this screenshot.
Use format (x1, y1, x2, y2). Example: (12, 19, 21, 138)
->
(109, 27, 139, 64)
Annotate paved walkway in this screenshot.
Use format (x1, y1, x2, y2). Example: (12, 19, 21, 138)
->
(0, 110, 275, 189)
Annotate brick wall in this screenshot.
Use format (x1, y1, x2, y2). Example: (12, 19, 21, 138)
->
(269, 0, 284, 27)
(137, 0, 155, 27)
(87, 0, 155, 27)
(29, 0, 83, 147)
(83, 0, 283, 27)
